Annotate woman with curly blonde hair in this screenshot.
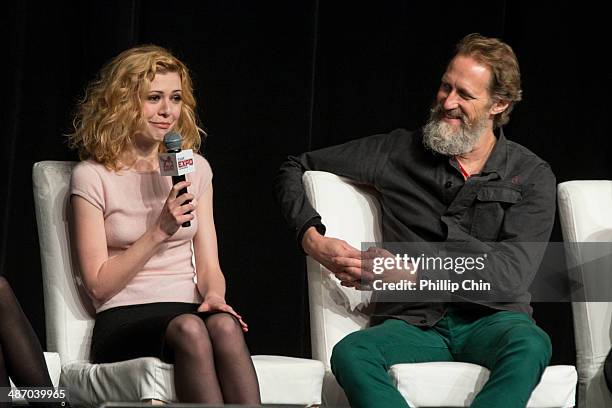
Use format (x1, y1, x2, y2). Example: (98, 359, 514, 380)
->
(69, 45, 260, 404)
(69, 44, 201, 169)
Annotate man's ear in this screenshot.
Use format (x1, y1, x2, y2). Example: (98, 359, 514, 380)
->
(489, 100, 509, 115)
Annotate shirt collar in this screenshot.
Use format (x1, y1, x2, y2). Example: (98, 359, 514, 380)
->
(439, 127, 509, 180)
(480, 127, 508, 178)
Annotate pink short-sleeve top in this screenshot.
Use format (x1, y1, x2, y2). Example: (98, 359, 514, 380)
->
(70, 154, 212, 312)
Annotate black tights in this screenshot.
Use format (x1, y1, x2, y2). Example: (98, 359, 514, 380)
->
(0, 276, 54, 407)
(164, 312, 260, 404)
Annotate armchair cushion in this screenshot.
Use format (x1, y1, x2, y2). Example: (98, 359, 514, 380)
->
(60, 355, 324, 407)
(44, 351, 62, 387)
(391, 362, 576, 408)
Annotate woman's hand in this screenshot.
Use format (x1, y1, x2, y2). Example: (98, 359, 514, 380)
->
(198, 295, 249, 332)
(156, 181, 196, 239)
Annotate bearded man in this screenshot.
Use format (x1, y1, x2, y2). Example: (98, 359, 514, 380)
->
(275, 33, 556, 408)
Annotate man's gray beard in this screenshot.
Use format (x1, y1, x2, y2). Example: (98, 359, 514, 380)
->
(423, 113, 487, 156)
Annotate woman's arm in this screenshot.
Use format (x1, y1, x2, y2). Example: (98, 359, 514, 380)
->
(72, 180, 195, 303)
(193, 184, 248, 331)
(193, 183, 226, 301)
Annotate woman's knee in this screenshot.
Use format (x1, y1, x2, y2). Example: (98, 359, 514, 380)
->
(0, 276, 15, 310)
(165, 314, 209, 350)
(0, 276, 10, 295)
(205, 313, 242, 339)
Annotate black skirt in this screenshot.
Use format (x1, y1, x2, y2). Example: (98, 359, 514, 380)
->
(91, 302, 203, 364)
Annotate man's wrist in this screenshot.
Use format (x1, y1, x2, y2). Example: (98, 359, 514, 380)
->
(297, 218, 326, 254)
(302, 226, 325, 255)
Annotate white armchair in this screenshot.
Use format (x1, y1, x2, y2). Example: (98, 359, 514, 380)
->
(558, 180, 612, 408)
(304, 170, 577, 407)
(32, 160, 324, 407)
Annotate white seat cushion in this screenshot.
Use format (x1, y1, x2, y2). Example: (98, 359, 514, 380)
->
(60, 355, 324, 407)
(44, 351, 62, 387)
(391, 362, 577, 408)
(253, 355, 325, 405)
(60, 358, 173, 406)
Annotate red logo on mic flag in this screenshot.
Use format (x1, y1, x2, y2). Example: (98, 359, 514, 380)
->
(178, 158, 194, 170)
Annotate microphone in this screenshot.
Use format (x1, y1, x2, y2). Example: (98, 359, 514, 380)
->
(159, 132, 196, 227)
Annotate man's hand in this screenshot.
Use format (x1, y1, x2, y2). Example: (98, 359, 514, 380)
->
(302, 226, 364, 287)
(339, 246, 417, 290)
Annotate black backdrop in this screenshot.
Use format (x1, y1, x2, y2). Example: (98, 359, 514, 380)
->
(2, 0, 611, 366)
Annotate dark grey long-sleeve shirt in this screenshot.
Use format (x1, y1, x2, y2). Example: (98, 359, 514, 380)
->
(275, 128, 556, 326)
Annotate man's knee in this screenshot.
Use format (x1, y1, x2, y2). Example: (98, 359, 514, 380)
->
(331, 331, 376, 373)
(504, 324, 552, 365)
(524, 329, 552, 362)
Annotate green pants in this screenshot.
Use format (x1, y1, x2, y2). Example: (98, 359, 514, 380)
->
(330, 308, 551, 408)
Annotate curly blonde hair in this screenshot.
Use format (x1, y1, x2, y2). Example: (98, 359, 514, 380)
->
(69, 45, 203, 169)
